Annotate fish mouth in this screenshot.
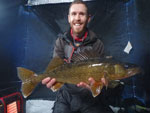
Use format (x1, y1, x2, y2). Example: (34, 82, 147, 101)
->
(127, 67, 141, 76)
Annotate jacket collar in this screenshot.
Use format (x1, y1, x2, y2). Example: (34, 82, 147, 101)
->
(62, 28, 98, 46)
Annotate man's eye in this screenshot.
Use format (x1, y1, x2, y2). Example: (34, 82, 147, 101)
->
(72, 13, 76, 16)
(80, 12, 85, 16)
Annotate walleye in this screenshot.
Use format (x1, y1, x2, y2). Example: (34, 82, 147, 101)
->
(17, 52, 141, 98)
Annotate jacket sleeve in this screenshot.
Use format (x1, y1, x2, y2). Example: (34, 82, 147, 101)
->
(53, 37, 65, 58)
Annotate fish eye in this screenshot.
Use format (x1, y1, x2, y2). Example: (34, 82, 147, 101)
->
(124, 64, 129, 68)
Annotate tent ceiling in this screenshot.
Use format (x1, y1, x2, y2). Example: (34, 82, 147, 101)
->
(27, 0, 93, 6)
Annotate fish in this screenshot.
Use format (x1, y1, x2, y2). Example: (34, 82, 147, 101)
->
(17, 51, 141, 98)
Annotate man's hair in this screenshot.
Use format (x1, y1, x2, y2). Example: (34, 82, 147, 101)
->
(69, 0, 89, 15)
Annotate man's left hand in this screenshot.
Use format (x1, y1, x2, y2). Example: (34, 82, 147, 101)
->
(77, 77, 106, 90)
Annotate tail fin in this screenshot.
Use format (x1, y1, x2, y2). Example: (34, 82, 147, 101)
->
(17, 67, 38, 98)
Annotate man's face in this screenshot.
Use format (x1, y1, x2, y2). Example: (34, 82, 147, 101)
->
(68, 4, 90, 36)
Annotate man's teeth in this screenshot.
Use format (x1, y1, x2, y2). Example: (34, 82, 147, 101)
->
(75, 24, 81, 26)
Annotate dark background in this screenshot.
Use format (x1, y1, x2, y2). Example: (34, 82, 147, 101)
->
(0, 0, 150, 108)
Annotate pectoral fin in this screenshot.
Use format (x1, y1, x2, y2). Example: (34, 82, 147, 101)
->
(51, 82, 64, 92)
(90, 81, 103, 97)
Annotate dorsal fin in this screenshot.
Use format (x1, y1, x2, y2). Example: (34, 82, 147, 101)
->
(71, 49, 100, 62)
(45, 56, 64, 73)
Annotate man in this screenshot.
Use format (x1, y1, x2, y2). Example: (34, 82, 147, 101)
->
(42, 0, 114, 113)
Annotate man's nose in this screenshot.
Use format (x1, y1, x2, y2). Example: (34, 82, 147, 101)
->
(75, 14, 80, 20)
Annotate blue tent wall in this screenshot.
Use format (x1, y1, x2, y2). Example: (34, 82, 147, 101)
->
(0, 0, 150, 107)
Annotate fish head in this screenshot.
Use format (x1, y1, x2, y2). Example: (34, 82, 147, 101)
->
(123, 62, 142, 77)
(114, 63, 142, 79)
(114, 64, 126, 76)
(127, 67, 141, 77)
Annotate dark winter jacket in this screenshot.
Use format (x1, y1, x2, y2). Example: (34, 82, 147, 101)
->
(53, 29, 104, 62)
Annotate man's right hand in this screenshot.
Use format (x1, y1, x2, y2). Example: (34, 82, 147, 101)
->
(42, 77, 56, 89)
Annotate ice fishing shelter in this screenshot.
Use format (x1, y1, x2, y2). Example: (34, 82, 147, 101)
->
(0, 0, 150, 113)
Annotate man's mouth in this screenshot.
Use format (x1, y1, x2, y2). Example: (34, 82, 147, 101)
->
(75, 24, 81, 26)
(74, 23, 82, 26)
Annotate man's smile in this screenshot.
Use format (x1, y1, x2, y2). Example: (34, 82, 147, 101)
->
(74, 23, 81, 26)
